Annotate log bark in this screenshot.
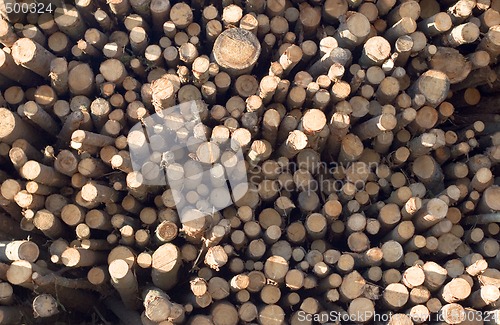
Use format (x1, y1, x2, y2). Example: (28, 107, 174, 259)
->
(109, 259, 140, 309)
(11, 38, 56, 77)
(0, 20, 17, 47)
(0, 49, 42, 86)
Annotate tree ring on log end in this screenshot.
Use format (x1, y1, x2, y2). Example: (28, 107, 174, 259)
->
(213, 28, 261, 77)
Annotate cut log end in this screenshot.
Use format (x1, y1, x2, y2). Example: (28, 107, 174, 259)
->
(33, 294, 59, 318)
(11, 38, 37, 64)
(213, 28, 261, 77)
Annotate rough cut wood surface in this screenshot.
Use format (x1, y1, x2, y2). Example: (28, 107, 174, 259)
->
(0, 0, 499, 323)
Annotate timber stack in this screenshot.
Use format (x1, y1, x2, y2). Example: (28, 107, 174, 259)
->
(0, 0, 499, 324)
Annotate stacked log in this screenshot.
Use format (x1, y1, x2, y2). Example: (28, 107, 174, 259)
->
(0, 0, 499, 324)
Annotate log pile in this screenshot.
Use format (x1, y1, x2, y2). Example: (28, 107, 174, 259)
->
(0, 0, 499, 324)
